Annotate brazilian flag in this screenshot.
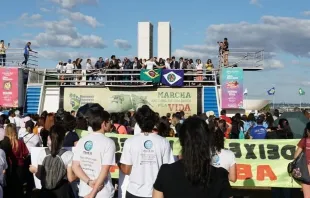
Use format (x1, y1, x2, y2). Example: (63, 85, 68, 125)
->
(140, 69, 162, 83)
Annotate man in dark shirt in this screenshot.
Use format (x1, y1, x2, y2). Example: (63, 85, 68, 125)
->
(170, 56, 179, 69)
(95, 57, 105, 69)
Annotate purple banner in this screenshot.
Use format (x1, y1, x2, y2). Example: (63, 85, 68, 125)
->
(221, 68, 244, 109)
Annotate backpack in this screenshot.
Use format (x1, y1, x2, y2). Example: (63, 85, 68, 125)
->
(288, 139, 310, 184)
(40, 148, 67, 190)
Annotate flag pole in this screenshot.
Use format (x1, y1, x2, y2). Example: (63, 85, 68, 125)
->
(300, 95, 302, 109)
(272, 94, 275, 110)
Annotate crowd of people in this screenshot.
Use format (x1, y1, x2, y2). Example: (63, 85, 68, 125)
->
(0, 106, 309, 198)
(55, 56, 217, 86)
(53, 38, 230, 85)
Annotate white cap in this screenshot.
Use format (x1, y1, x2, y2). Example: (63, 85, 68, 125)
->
(15, 110, 20, 115)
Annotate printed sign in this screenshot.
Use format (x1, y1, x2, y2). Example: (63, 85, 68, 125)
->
(221, 68, 244, 109)
(0, 67, 19, 107)
(31, 135, 301, 188)
(64, 88, 197, 116)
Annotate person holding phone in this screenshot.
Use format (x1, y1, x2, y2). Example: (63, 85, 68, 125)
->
(0, 40, 8, 67)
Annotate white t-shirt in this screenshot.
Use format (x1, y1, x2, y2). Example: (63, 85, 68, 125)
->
(23, 133, 42, 151)
(18, 128, 27, 139)
(8, 116, 15, 124)
(120, 133, 175, 197)
(133, 123, 141, 135)
(56, 64, 65, 72)
(212, 149, 236, 171)
(73, 132, 116, 198)
(14, 116, 21, 127)
(86, 63, 95, 71)
(165, 62, 171, 69)
(145, 61, 156, 70)
(0, 149, 7, 198)
(37, 149, 73, 167)
(196, 63, 203, 70)
(66, 63, 74, 74)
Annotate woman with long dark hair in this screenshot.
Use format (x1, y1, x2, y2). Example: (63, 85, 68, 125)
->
(153, 117, 231, 198)
(29, 124, 76, 198)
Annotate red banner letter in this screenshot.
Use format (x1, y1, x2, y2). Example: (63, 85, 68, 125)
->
(257, 165, 277, 181)
(236, 164, 253, 180)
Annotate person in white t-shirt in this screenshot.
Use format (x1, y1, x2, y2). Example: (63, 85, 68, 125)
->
(14, 110, 21, 131)
(72, 109, 116, 198)
(0, 149, 7, 198)
(18, 116, 31, 138)
(212, 123, 236, 183)
(22, 120, 42, 150)
(145, 58, 158, 70)
(119, 105, 175, 198)
(8, 111, 15, 125)
(66, 59, 74, 74)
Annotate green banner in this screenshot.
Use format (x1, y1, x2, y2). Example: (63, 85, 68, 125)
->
(77, 132, 300, 188)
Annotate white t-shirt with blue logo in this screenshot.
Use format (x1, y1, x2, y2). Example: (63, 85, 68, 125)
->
(212, 149, 236, 171)
(73, 132, 116, 198)
(120, 133, 175, 197)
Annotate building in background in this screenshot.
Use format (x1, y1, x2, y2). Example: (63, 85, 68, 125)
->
(157, 22, 171, 59)
(138, 22, 153, 59)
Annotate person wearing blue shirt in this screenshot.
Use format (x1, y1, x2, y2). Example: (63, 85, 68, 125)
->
(21, 42, 32, 66)
(250, 116, 267, 139)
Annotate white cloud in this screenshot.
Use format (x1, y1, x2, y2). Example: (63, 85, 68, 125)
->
(40, 50, 99, 67)
(50, 0, 98, 9)
(22, 19, 106, 48)
(173, 15, 310, 68)
(264, 59, 284, 69)
(302, 81, 310, 87)
(302, 11, 310, 16)
(58, 9, 102, 28)
(20, 13, 42, 20)
(35, 33, 106, 48)
(40, 8, 51, 12)
(114, 39, 132, 50)
(250, 0, 262, 7)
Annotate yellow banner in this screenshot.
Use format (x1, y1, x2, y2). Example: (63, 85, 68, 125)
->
(99, 133, 300, 188)
(64, 88, 197, 116)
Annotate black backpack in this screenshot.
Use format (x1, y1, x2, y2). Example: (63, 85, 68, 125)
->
(40, 148, 67, 189)
(288, 147, 310, 184)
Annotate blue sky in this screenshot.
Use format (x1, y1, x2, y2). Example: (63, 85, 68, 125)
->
(1, 0, 310, 103)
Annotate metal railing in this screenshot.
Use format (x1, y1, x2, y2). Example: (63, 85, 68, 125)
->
(27, 69, 219, 87)
(218, 48, 264, 69)
(0, 48, 38, 67)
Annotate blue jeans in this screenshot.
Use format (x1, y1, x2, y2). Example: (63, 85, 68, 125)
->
(22, 54, 29, 65)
